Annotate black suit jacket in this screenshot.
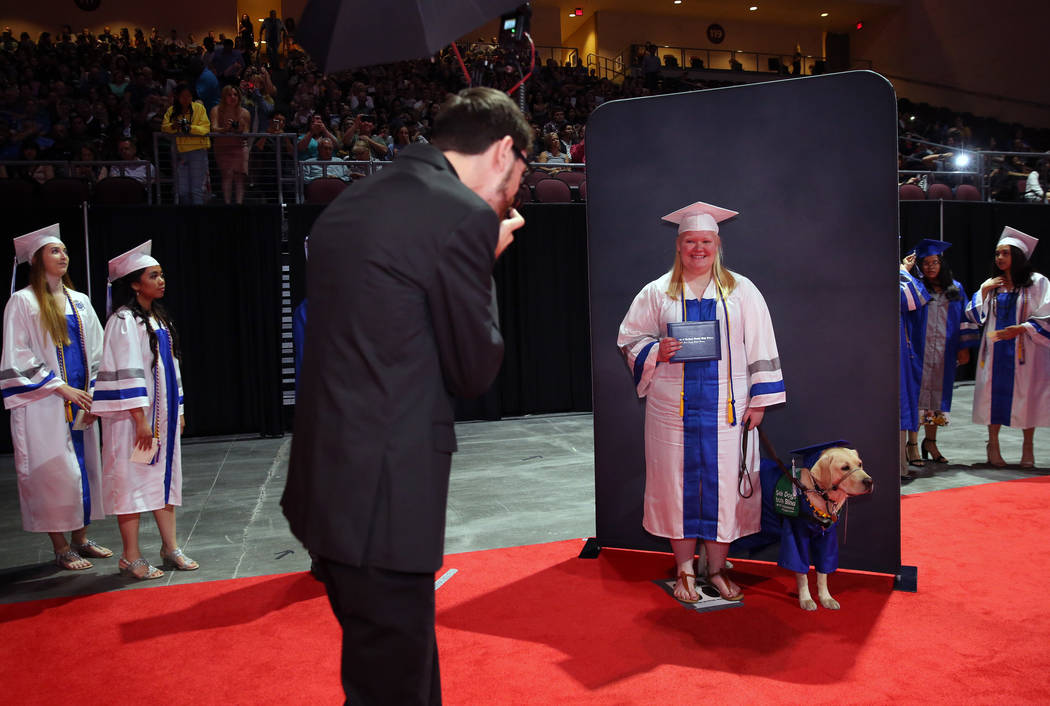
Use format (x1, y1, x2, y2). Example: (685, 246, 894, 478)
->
(281, 144, 504, 573)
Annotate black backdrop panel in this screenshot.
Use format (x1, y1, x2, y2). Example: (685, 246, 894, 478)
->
(285, 203, 592, 421)
(586, 71, 902, 573)
(0, 205, 283, 452)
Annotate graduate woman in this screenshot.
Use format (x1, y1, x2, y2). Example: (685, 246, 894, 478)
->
(618, 202, 786, 603)
(968, 227, 1050, 468)
(93, 242, 196, 579)
(905, 239, 979, 465)
(1, 224, 110, 569)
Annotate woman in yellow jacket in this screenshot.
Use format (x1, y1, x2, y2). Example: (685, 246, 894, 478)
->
(162, 83, 211, 205)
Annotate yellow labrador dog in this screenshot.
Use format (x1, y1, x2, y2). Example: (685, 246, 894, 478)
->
(781, 444, 873, 611)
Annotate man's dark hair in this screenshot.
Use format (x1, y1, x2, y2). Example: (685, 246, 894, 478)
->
(430, 87, 532, 156)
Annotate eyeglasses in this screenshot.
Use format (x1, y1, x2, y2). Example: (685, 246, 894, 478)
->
(513, 148, 532, 181)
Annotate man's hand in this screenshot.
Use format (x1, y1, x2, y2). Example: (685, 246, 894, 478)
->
(496, 208, 524, 259)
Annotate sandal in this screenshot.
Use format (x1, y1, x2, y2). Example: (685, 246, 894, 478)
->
(706, 569, 743, 602)
(905, 442, 925, 467)
(921, 439, 948, 464)
(55, 549, 92, 571)
(72, 539, 113, 559)
(986, 441, 1007, 468)
(119, 556, 164, 580)
(160, 547, 199, 571)
(673, 571, 701, 603)
(1020, 442, 1035, 469)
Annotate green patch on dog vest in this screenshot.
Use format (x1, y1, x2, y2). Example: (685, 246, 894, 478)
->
(773, 473, 799, 517)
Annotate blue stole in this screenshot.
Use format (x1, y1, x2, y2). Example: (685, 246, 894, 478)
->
(155, 328, 180, 504)
(62, 313, 90, 526)
(681, 298, 720, 539)
(990, 291, 1018, 424)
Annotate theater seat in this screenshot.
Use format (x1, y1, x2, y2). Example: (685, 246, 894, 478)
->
(93, 176, 147, 204)
(554, 170, 585, 188)
(304, 177, 350, 204)
(954, 184, 981, 201)
(899, 184, 926, 201)
(926, 183, 953, 200)
(533, 178, 572, 203)
(38, 177, 90, 207)
(0, 178, 37, 207)
(578, 180, 587, 202)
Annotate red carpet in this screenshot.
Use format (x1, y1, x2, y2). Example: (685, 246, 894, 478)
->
(3, 477, 1050, 705)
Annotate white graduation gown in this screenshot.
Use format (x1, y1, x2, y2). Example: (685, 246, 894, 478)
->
(618, 272, 786, 542)
(967, 272, 1050, 428)
(1, 288, 105, 532)
(93, 308, 184, 514)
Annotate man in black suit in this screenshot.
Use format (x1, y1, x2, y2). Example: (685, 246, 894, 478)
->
(281, 87, 532, 705)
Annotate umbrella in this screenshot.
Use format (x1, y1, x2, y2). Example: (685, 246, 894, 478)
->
(297, 0, 525, 72)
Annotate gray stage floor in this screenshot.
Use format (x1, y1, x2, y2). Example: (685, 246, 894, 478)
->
(0, 381, 1046, 604)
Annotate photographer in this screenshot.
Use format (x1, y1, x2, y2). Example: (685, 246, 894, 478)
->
(161, 83, 211, 205)
(297, 113, 337, 160)
(339, 113, 388, 159)
(210, 85, 251, 204)
(239, 68, 275, 133)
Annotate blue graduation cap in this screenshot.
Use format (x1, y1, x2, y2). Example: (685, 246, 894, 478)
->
(907, 238, 951, 259)
(790, 440, 852, 469)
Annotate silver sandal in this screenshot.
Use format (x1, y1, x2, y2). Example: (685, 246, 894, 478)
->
(118, 556, 163, 580)
(160, 547, 199, 571)
(55, 549, 92, 570)
(72, 539, 113, 559)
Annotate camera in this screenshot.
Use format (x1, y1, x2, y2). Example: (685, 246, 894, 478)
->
(229, 120, 239, 130)
(177, 117, 191, 134)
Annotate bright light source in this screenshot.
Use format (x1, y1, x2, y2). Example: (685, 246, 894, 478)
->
(909, 115, 916, 121)
(749, 5, 758, 10)
(954, 154, 971, 168)
(856, 21, 864, 30)
(820, 12, 829, 17)
(575, 7, 583, 15)
(674, 0, 682, 4)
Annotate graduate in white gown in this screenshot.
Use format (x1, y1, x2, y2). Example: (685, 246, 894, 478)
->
(1, 224, 112, 569)
(967, 227, 1050, 468)
(618, 201, 786, 603)
(93, 241, 196, 580)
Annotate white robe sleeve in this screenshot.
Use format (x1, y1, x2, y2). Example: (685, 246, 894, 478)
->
(1021, 274, 1050, 350)
(900, 270, 929, 313)
(92, 310, 150, 415)
(1, 293, 64, 409)
(617, 283, 664, 398)
(739, 279, 786, 408)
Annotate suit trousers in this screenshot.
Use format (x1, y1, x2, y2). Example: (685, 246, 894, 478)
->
(314, 556, 441, 706)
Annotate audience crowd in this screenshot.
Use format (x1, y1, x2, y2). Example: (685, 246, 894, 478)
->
(0, 21, 1047, 202)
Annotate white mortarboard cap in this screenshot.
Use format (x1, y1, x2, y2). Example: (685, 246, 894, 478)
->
(661, 201, 739, 235)
(13, 223, 63, 265)
(997, 226, 1038, 259)
(108, 240, 160, 282)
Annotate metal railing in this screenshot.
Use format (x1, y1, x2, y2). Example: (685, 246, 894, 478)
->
(622, 43, 874, 76)
(586, 52, 627, 81)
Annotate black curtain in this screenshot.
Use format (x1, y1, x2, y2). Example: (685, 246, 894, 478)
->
(0, 205, 283, 452)
(286, 203, 593, 421)
(86, 205, 284, 438)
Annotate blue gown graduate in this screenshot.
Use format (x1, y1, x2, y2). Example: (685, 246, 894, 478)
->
(905, 240, 979, 422)
(899, 268, 929, 432)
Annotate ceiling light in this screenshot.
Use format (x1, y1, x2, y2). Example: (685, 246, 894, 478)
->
(749, 5, 758, 10)
(820, 12, 829, 17)
(674, 0, 682, 4)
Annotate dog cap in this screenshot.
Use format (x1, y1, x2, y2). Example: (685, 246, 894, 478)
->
(13, 223, 63, 265)
(907, 238, 951, 260)
(108, 240, 159, 282)
(790, 440, 853, 469)
(661, 201, 738, 235)
(997, 226, 1038, 259)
